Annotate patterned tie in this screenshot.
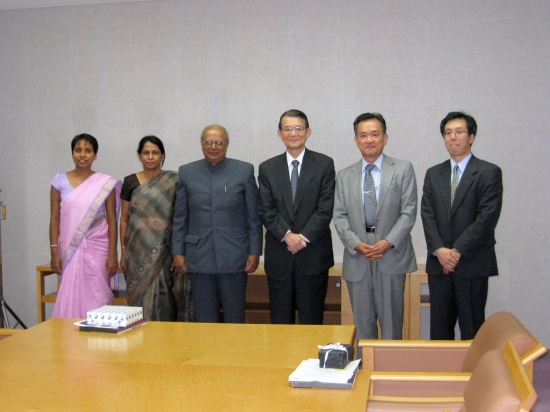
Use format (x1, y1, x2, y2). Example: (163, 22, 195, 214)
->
(451, 164, 459, 205)
(363, 164, 377, 227)
(291, 160, 299, 202)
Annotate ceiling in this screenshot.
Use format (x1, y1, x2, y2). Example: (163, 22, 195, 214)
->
(0, 0, 148, 10)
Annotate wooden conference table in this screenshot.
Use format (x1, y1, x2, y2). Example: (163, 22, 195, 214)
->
(0, 319, 370, 411)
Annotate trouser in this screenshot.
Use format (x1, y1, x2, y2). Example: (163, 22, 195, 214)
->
(190, 272, 248, 323)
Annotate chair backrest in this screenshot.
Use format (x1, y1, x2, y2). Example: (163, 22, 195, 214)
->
(461, 341, 537, 412)
(462, 312, 540, 372)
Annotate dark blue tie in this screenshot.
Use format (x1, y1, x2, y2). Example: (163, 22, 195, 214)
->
(291, 160, 299, 202)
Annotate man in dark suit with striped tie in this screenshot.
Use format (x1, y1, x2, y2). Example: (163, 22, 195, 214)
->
(421, 111, 503, 340)
(258, 110, 335, 324)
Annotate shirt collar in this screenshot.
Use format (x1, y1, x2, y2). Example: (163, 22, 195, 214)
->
(361, 154, 384, 172)
(286, 148, 306, 166)
(450, 153, 472, 173)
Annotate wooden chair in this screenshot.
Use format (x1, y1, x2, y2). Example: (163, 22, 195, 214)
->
(359, 311, 546, 380)
(0, 328, 21, 341)
(36, 263, 127, 322)
(366, 340, 537, 412)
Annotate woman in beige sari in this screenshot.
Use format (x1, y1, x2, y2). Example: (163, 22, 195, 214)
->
(120, 136, 193, 321)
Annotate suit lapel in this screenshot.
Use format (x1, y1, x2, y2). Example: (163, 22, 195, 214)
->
(274, 153, 294, 218)
(377, 155, 395, 213)
(451, 155, 478, 216)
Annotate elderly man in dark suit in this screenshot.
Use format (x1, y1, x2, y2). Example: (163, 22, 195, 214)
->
(258, 109, 335, 325)
(172, 125, 263, 323)
(421, 111, 503, 340)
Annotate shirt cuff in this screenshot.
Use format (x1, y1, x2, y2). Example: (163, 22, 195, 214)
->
(281, 229, 291, 243)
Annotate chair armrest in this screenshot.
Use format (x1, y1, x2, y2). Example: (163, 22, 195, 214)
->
(522, 342, 547, 381)
(359, 339, 472, 349)
(370, 371, 471, 382)
(0, 328, 22, 336)
(369, 372, 470, 398)
(360, 339, 471, 372)
(521, 342, 547, 365)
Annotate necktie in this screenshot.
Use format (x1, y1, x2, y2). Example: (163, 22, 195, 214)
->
(363, 164, 377, 227)
(291, 160, 299, 202)
(451, 164, 459, 205)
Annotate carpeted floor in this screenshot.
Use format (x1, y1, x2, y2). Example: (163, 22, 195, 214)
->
(533, 357, 550, 412)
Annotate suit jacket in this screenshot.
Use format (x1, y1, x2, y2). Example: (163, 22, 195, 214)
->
(333, 155, 418, 282)
(171, 158, 263, 274)
(421, 154, 503, 279)
(258, 148, 335, 279)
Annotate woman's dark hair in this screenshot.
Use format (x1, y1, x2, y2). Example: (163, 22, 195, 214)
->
(71, 133, 98, 153)
(137, 135, 165, 166)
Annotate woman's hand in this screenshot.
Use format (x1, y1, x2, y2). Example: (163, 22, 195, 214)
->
(119, 248, 126, 271)
(171, 254, 188, 276)
(49, 186, 62, 274)
(50, 253, 63, 275)
(106, 255, 118, 277)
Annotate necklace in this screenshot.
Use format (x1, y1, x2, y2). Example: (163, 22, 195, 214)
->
(141, 170, 161, 180)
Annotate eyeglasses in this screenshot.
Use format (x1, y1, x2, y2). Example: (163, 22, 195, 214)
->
(281, 126, 307, 134)
(201, 140, 226, 147)
(444, 130, 468, 138)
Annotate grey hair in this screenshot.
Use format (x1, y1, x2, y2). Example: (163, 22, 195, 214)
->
(200, 125, 230, 143)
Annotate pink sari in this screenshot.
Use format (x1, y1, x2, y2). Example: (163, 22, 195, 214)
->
(52, 173, 121, 319)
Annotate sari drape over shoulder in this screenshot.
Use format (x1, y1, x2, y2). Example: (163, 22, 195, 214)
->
(124, 170, 193, 321)
(52, 173, 121, 319)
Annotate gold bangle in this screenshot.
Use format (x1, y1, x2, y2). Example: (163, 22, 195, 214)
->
(50, 245, 58, 248)
(121, 246, 126, 249)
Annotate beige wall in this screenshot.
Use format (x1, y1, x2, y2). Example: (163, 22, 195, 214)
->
(1, 0, 549, 345)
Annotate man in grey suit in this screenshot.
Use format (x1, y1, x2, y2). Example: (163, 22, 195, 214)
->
(421, 112, 502, 340)
(334, 112, 417, 340)
(171, 125, 263, 323)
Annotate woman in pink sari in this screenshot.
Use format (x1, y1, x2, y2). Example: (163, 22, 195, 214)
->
(49, 133, 121, 318)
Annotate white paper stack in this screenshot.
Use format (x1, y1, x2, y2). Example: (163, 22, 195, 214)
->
(288, 359, 361, 389)
(87, 305, 143, 327)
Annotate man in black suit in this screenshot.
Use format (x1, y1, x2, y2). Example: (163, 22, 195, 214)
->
(258, 109, 335, 324)
(421, 111, 503, 340)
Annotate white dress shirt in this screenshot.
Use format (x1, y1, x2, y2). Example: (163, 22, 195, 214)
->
(284, 148, 308, 243)
(286, 149, 305, 179)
